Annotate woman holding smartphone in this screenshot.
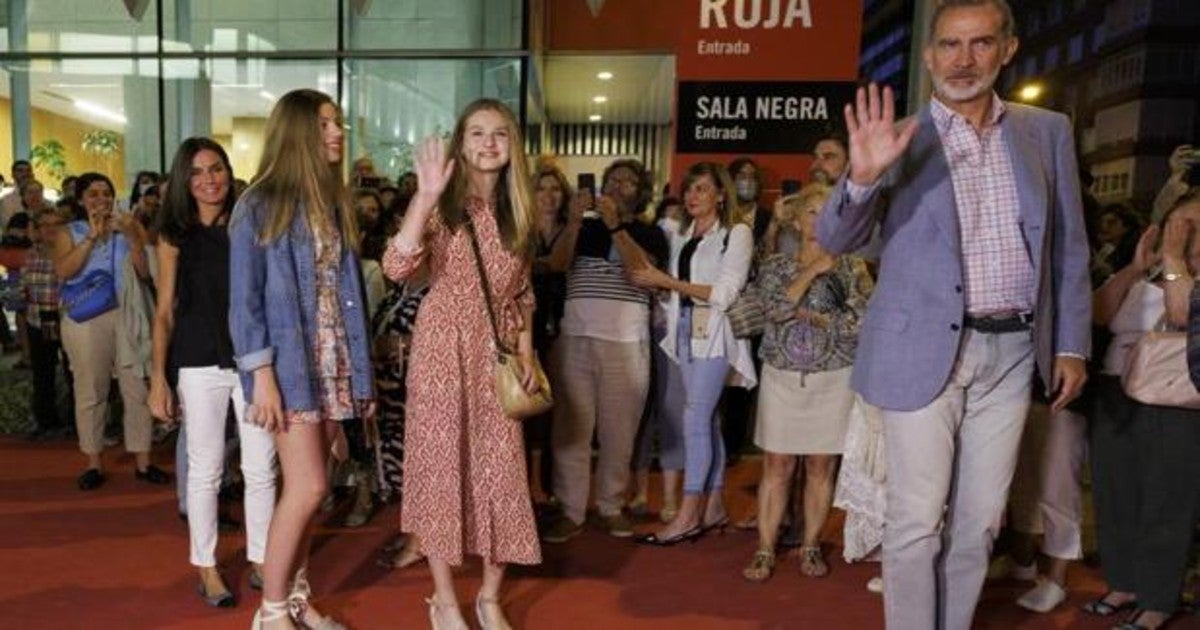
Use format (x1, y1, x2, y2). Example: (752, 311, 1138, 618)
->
(52, 172, 165, 490)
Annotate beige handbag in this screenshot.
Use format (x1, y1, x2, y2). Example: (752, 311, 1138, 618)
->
(1121, 326, 1200, 409)
(465, 220, 554, 420)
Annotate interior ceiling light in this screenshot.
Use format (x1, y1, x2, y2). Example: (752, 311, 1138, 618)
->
(597, 71, 613, 80)
(588, 114, 602, 122)
(74, 99, 127, 125)
(592, 95, 608, 103)
(49, 83, 119, 89)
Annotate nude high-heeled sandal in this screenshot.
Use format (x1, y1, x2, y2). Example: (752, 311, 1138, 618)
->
(287, 567, 345, 630)
(252, 599, 291, 629)
(426, 595, 469, 630)
(475, 595, 513, 630)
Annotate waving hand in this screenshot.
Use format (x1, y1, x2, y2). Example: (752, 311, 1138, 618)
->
(844, 84, 919, 187)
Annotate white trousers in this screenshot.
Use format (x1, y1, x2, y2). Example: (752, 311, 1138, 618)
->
(1008, 403, 1087, 559)
(177, 366, 277, 567)
(882, 329, 1034, 630)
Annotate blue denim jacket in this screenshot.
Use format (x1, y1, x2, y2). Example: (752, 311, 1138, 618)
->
(228, 190, 374, 410)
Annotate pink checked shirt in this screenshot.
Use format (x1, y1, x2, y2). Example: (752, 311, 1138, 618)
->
(930, 94, 1033, 316)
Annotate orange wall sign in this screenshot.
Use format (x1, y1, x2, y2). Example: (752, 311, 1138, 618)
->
(547, 0, 865, 194)
(548, 0, 862, 73)
(675, 0, 863, 81)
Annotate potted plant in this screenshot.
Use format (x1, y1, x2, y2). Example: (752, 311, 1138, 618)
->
(30, 139, 68, 181)
(82, 130, 122, 176)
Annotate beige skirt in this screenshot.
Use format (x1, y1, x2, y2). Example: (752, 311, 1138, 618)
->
(754, 364, 854, 455)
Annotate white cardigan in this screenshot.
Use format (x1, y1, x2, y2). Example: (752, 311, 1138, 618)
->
(658, 221, 757, 389)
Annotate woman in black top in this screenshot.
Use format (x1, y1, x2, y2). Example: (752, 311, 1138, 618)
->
(528, 166, 570, 501)
(532, 166, 570, 348)
(148, 138, 278, 608)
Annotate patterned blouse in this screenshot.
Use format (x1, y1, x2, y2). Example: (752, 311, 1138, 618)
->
(287, 224, 375, 424)
(748, 253, 873, 374)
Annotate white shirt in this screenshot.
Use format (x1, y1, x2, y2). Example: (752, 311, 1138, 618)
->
(1103, 279, 1165, 376)
(658, 221, 757, 388)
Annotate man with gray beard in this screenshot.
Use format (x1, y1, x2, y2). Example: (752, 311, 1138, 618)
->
(816, 1, 1091, 627)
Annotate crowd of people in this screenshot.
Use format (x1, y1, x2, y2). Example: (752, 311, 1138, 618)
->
(3, 1, 1200, 629)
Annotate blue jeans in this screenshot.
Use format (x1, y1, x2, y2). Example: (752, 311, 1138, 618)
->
(633, 342, 686, 472)
(676, 308, 731, 495)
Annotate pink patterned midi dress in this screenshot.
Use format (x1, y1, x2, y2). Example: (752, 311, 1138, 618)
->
(381, 197, 541, 566)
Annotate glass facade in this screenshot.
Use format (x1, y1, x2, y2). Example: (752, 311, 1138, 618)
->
(0, 0, 527, 194)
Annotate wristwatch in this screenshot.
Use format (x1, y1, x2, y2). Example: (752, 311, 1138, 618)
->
(1163, 270, 1190, 282)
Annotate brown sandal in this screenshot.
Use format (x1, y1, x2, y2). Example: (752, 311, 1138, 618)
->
(799, 545, 829, 578)
(743, 549, 776, 583)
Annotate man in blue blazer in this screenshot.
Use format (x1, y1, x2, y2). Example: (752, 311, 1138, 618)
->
(817, 1, 1090, 628)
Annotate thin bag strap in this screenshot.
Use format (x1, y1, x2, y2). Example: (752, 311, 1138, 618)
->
(463, 219, 509, 355)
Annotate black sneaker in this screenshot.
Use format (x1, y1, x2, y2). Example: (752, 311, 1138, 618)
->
(78, 468, 106, 491)
(135, 465, 171, 485)
(541, 515, 583, 543)
(595, 512, 635, 538)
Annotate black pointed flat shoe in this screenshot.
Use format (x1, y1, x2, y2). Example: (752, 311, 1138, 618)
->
(197, 581, 236, 608)
(634, 526, 704, 547)
(135, 465, 171, 485)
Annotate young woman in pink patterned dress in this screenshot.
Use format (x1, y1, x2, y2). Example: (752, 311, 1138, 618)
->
(382, 99, 541, 630)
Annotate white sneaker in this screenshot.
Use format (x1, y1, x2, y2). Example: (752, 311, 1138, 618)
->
(866, 576, 884, 594)
(1016, 577, 1067, 613)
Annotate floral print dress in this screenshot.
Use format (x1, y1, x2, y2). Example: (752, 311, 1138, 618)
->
(286, 223, 374, 424)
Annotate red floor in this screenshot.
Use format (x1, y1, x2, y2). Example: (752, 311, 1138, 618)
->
(0, 436, 1193, 630)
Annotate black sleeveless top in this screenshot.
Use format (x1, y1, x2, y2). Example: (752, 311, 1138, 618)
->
(169, 222, 235, 371)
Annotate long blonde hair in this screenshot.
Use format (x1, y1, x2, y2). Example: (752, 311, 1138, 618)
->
(247, 89, 357, 250)
(438, 98, 536, 256)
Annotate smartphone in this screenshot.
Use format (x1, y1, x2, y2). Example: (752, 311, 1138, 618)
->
(576, 173, 596, 195)
(1186, 162, 1200, 187)
(577, 173, 599, 219)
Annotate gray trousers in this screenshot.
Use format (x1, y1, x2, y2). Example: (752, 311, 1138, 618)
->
(551, 335, 650, 523)
(1090, 375, 1200, 613)
(882, 328, 1034, 630)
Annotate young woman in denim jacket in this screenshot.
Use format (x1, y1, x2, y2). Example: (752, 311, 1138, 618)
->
(229, 89, 374, 630)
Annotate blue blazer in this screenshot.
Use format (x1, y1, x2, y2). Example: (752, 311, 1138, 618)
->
(228, 190, 374, 410)
(817, 102, 1091, 412)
